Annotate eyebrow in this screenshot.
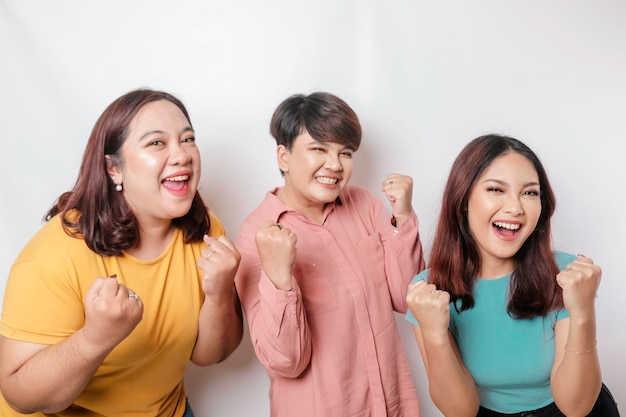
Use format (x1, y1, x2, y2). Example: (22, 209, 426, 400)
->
(306, 139, 354, 151)
(139, 127, 194, 141)
(483, 178, 540, 187)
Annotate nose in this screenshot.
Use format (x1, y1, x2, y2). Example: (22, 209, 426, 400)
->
(324, 152, 343, 171)
(169, 143, 192, 165)
(504, 195, 524, 215)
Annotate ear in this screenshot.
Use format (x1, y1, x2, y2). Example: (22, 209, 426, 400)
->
(277, 145, 290, 174)
(105, 155, 122, 183)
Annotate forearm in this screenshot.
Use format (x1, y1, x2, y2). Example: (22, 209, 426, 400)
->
(251, 279, 312, 377)
(551, 314, 601, 416)
(0, 331, 110, 414)
(385, 210, 425, 311)
(424, 335, 479, 417)
(192, 285, 243, 366)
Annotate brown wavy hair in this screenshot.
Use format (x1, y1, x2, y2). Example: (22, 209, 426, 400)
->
(429, 134, 562, 319)
(45, 88, 211, 256)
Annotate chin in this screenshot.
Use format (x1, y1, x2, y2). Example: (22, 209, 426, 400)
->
(169, 204, 194, 219)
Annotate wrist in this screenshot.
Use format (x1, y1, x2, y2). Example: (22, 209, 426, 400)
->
(567, 307, 596, 326)
(391, 214, 409, 228)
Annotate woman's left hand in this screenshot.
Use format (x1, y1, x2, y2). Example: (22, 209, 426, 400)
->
(198, 235, 241, 301)
(556, 254, 601, 316)
(381, 173, 413, 227)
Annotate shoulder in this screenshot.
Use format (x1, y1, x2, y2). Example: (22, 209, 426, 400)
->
(410, 268, 430, 285)
(207, 211, 226, 237)
(11, 214, 95, 276)
(17, 215, 86, 259)
(341, 185, 375, 199)
(240, 191, 283, 230)
(553, 250, 577, 270)
(339, 185, 379, 207)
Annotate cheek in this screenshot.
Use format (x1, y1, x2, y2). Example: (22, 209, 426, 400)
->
(467, 196, 493, 221)
(526, 203, 542, 229)
(466, 201, 496, 238)
(342, 164, 353, 182)
(136, 153, 160, 168)
(466, 212, 481, 238)
(306, 154, 323, 167)
(341, 158, 353, 175)
(190, 149, 201, 173)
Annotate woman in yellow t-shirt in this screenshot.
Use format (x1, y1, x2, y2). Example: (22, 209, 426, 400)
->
(0, 89, 243, 417)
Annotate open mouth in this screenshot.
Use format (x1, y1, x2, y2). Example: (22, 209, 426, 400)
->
(493, 221, 520, 237)
(316, 176, 338, 185)
(162, 175, 189, 191)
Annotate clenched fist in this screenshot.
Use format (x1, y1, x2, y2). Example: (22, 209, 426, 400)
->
(83, 275, 144, 352)
(198, 234, 241, 301)
(381, 173, 413, 227)
(255, 220, 297, 291)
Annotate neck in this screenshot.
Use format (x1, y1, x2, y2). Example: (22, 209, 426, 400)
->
(277, 187, 325, 224)
(479, 258, 515, 279)
(128, 221, 175, 260)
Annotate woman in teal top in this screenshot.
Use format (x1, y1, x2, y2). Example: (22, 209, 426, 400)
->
(405, 135, 619, 417)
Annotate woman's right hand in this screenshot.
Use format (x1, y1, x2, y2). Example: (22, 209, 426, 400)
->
(82, 276, 144, 352)
(406, 280, 450, 339)
(557, 254, 601, 317)
(255, 220, 297, 291)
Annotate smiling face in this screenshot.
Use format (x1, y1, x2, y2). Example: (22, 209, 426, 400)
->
(467, 151, 542, 277)
(278, 130, 354, 220)
(107, 99, 201, 228)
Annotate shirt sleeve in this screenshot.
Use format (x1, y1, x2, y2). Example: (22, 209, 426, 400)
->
(207, 211, 227, 237)
(376, 200, 426, 314)
(553, 250, 577, 321)
(2, 251, 85, 344)
(234, 218, 312, 378)
(404, 271, 428, 326)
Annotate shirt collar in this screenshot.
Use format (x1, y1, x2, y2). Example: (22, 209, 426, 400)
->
(265, 186, 344, 223)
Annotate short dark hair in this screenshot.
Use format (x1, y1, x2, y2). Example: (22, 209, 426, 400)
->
(429, 134, 561, 319)
(45, 88, 211, 256)
(269, 92, 362, 152)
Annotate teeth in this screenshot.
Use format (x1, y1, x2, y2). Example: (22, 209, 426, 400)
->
(316, 177, 338, 184)
(494, 222, 520, 230)
(165, 175, 189, 182)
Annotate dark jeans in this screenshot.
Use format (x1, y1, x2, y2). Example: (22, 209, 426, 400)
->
(183, 398, 195, 417)
(477, 402, 564, 417)
(476, 383, 620, 417)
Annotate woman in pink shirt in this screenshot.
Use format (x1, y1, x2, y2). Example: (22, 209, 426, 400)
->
(235, 92, 425, 417)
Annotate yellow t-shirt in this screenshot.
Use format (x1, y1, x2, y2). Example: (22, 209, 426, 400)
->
(1, 212, 225, 417)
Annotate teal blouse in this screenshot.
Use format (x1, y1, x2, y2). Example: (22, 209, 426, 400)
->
(405, 251, 576, 413)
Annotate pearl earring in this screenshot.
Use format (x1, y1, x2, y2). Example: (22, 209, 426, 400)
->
(115, 184, 123, 192)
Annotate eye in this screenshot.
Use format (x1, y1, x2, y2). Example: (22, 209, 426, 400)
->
(182, 136, 196, 143)
(523, 189, 540, 197)
(340, 150, 353, 158)
(487, 186, 503, 193)
(149, 140, 165, 146)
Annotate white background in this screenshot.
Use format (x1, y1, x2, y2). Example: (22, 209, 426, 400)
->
(1, 1, 624, 416)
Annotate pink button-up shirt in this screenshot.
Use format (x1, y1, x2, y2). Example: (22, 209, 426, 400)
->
(235, 186, 425, 417)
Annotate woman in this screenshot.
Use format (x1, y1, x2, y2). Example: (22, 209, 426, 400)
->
(405, 134, 619, 417)
(0, 89, 243, 417)
(235, 92, 425, 416)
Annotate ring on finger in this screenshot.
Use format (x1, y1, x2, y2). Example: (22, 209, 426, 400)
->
(205, 250, 216, 260)
(128, 292, 139, 300)
(273, 223, 283, 230)
(432, 289, 441, 296)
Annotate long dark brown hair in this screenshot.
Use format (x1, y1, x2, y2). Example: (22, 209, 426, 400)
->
(429, 134, 562, 319)
(45, 88, 210, 256)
